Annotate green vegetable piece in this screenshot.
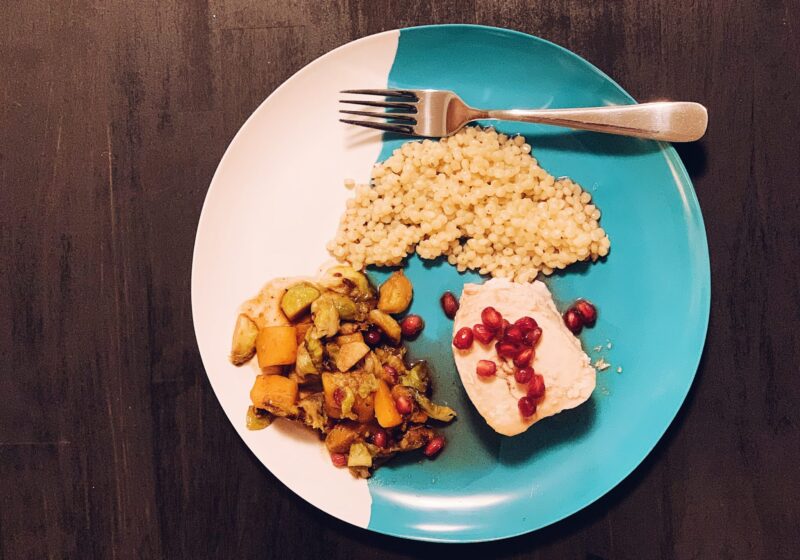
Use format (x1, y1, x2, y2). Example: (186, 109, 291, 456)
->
(281, 282, 320, 321)
(295, 343, 318, 375)
(280, 282, 321, 321)
(311, 295, 340, 338)
(347, 442, 374, 468)
(321, 266, 375, 301)
(400, 362, 430, 393)
(356, 373, 379, 399)
(305, 330, 324, 369)
(368, 309, 402, 344)
(230, 314, 258, 366)
(297, 394, 327, 432)
(339, 387, 357, 421)
(328, 293, 358, 320)
(412, 391, 456, 422)
(246, 406, 272, 430)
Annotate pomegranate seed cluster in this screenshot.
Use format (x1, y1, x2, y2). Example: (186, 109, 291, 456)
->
(328, 127, 610, 281)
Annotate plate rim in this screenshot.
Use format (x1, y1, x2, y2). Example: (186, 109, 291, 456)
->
(191, 23, 711, 543)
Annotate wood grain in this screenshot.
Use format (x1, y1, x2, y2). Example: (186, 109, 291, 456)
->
(1, 1, 798, 558)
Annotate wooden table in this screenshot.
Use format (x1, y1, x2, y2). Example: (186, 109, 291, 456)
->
(2, 2, 798, 558)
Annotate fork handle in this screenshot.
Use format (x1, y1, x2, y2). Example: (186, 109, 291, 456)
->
(484, 102, 707, 142)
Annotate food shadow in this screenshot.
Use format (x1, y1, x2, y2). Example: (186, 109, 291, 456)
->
(497, 397, 598, 466)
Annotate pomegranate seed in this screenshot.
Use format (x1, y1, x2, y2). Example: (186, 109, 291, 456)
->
(383, 364, 398, 385)
(481, 306, 503, 331)
(518, 396, 537, 418)
(563, 308, 584, 334)
(333, 387, 345, 406)
(364, 328, 382, 346)
(514, 316, 538, 333)
(528, 373, 546, 399)
(514, 367, 534, 384)
(503, 325, 524, 344)
(371, 428, 388, 448)
(523, 326, 542, 347)
(496, 341, 521, 360)
(473, 323, 495, 344)
(423, 436, 446, 458)
(514, 347, 534, 368)
(574, 299, 597, 326)
(440, 291, 459, 319)
(400, 314, 425, 339)
(395, 395, 413, 415)
(499, 318, 511, 338)
(330, 452, 347, 467)
(476, 359, 497, 378)
(453, 326, 474, 349)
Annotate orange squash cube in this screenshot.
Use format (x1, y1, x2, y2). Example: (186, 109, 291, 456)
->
(256, 325, 297, 368)
(374, 380, 402, 428)
(250, 374, 298, 414)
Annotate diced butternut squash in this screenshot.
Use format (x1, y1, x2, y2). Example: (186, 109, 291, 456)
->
(375, 379, 402, 428)
(321, 372, 339, 418)
(325, 422, 361, 453)
(335, 341, 370, 372)
(250, 374, 298, 415)
(256, 325, 297, 368)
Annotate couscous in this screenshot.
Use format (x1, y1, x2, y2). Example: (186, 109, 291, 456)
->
(328, 127, 610, 282)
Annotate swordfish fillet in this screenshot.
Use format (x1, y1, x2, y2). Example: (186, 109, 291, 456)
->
(452, 278, 596, 436)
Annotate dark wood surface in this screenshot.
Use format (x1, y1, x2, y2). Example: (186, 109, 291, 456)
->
(2, 1, 798, 558)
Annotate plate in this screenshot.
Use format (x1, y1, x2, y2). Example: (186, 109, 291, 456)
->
(192, 24, 710, 543)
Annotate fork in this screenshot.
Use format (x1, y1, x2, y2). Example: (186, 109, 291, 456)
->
(339, 89, 707, 142)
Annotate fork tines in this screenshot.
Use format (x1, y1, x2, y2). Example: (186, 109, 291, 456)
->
(339, 89, 418, 134)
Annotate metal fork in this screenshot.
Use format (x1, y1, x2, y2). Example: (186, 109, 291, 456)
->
(339, 89, 707, 142)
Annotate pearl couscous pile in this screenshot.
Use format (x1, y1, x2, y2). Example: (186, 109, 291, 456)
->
(327, 127, 610, 282)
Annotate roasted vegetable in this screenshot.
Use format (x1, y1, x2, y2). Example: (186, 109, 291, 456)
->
(374, 380, 402, 428)
(237, 265, 455, 478)
(378, 270, 413, 314)
(325, 423, 361, 453)
(329, 293, 358, 320)
(230, 314, 258, 365)
(335, 341, 371, 372)
(412, 390, 456, 422)
(399, 362, 430, 393)
(322, 372, 377, 422)
(250, 374, 299, 416)
(336, 332, 364, 346)
(368, 309, 402, 344)
(246, 406, 272, 430)
(347, 442, 376, 468)
(320, 266, 374, 301)
(392, 425, 435, 452)
(280, 282, 321, 321)
(256, 325, 298, 368)
(295, 321, 313, 344)
(305, 331, 324, 369)
(295, 343, 318, 376)
(297, 393, 327, 432)
(311, 295, 340, 338)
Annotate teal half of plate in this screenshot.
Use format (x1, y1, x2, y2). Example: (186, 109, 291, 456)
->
(363, 25, 710, 543)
